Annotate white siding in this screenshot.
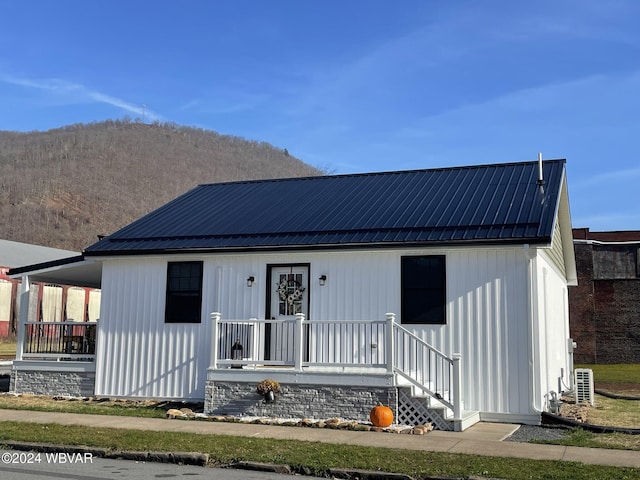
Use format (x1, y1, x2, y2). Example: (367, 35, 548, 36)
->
(95, 246, 563, 415)
(95, 259, 211, 399)
(533, 254, 572, 410)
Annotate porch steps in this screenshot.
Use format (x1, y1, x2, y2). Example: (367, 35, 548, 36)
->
(397, 387, 479, 432)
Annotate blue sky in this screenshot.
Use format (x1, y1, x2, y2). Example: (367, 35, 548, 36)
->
(1, 1, 639, 231)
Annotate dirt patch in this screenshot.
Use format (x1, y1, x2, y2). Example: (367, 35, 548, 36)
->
(596, 382, 640, 396)
(560, 399, 591, 423)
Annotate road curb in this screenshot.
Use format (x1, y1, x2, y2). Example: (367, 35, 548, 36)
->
(329, 467, 416, 480)
(1, 440, 209, 466)
(1, 441, 511, 480)
(234, 461, 292, 474)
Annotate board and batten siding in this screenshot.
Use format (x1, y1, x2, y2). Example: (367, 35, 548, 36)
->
(95, 246, 566, 418)
(533, 253, 571, 411)
(95, 259, 213, 399)
(415, 247, 532, 417)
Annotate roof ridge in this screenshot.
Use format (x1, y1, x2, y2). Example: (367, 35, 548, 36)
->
(197, 159, 567, 187)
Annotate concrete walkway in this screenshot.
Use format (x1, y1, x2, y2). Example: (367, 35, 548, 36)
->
(0, 409, 638, 469)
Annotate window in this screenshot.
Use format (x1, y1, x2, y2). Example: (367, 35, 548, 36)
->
(401, 255, 446, 324)
(165, 261, 203, 323)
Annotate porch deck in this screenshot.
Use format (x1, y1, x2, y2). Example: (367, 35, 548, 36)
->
(208, 312, 470, 430)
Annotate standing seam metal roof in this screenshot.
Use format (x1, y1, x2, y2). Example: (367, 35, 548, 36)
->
(84, 159, 566, 255)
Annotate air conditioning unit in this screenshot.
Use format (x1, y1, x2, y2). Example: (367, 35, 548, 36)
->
(574, 368, 595, 406)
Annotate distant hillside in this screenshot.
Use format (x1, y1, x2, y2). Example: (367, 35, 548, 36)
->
(0, 119, 322, 251)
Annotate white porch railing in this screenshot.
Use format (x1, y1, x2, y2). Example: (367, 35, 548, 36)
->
(211, 313, 388, 369)
(210, 312, 461, 419)
(21, 321, 97, 361)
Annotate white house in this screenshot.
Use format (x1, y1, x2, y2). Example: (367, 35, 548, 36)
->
(10, 158, 577, 431)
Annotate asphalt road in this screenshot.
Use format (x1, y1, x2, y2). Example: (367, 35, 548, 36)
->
(0, 450, 317, 480)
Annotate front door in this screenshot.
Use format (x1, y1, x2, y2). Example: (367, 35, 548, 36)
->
(267, 265, 309, 362)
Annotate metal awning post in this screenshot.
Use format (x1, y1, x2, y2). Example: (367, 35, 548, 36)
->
(15, 275, 30, 361)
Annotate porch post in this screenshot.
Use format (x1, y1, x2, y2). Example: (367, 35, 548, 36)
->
(452, 353, 462, 421)
(15, 275, 30, 361)
(294, 313, 305, 371)
(385, 313, 395, 374)
(210, 312, 221, 369)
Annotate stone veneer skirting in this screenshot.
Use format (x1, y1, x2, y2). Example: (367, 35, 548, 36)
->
(10, 361, 96, 397)
(205, 380, 398, 422)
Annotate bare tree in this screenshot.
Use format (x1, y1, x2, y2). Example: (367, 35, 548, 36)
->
(0, 120, 323, 250)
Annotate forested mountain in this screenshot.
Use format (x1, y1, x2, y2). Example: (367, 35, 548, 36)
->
(0, 119, 322, 251)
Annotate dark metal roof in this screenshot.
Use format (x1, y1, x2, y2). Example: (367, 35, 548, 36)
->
(84, 159, 566, 255)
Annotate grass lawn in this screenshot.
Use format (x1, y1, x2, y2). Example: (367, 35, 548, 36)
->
(0, 364, 638, 478)
(588, 394, 640, 429)
(537, 427, 640, 451)
(0, 395, 177, 418)
(0, 421, 638, 480)
(0, 340, 16, 357)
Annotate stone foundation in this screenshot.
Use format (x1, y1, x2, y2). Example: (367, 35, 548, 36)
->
(205, 380, 397, 422)
(11, 367, 95, 397)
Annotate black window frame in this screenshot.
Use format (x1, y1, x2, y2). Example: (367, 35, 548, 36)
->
(165, 261, 203, 324)
(401, 255, 446, 325)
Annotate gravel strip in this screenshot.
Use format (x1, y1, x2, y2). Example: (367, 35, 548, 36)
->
(505, 424, 571, 443)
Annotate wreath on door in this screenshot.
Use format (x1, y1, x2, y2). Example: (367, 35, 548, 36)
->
(276, 278, 305, 306)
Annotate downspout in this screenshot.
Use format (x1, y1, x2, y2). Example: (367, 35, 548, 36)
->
(524, 244, 542, 414)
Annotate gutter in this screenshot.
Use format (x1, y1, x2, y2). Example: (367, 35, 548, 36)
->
(574, 239, 640, 246)
(82, 237, 554, 258)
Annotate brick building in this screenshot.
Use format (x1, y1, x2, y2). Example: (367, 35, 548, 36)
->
(569, 228, 640, 364)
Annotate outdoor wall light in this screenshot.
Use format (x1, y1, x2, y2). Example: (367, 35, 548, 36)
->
(246, 276, 255, 287)
(319, 274, 327, 286)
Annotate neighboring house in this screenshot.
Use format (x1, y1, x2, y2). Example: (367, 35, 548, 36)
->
(10, 159, 577, 431)
(0, 239, 88, 338)
(569, 228, 640, 364)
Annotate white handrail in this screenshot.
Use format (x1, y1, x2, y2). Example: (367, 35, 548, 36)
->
(393, 321, 452, 363)
(392, 320, 461, 416)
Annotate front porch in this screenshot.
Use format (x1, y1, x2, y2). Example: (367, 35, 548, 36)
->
(10, 307, 479, 430)
(11, 320, 96, 397)
(206, 313, 477, 431)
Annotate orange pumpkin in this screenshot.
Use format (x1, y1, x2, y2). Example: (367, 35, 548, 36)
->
(369, 403, 393, 427)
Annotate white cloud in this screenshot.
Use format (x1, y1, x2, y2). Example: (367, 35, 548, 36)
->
(572, 166, 640, 189)
(0, 73, 163, 121)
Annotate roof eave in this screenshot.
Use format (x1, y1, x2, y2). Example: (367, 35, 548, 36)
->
(83, 236, 553, 258)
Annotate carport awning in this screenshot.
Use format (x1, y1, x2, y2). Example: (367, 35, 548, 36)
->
(8, 255, 102, 289)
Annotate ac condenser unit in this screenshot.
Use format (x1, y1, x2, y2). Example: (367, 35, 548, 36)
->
(574, 368, 595, 406)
